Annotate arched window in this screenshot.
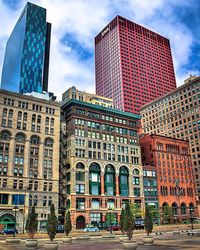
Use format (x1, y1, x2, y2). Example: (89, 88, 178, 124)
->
(18, 111, 22, 120)
(3, 108, 7, 117)
(104, 164, 115, 196)
(89, 163, 101, 195)
(76, 162, 85, 169)
(48, 196, 52, 206)
(31, 135, 40, 145)
(8, 109, 13, 118)
(50, 118, 54, 126)
(133, 168, 139, 175)
(181, 202, 186, 215)
(32, 114, 36, 123)
(44, 138, 53, 147)
(133, 168, 140, 185)
(43, 196, 47, 206)
(172, 202, 178, 215)
(119, 166, 129, 196)
(16, 133, 25, 142)
(24, 112, 28, 121)
(37, 115, 41, 124)
(45, 117, 49, 125)
(0, 131, 11, 141)
(33, 195, 38, 206)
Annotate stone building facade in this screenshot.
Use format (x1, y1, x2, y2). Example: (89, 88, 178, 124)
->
(140, 76, 200, 208)
(0, 90, 60, 232)
(60, 96, 144, 229)
(140, 134, 197, 222)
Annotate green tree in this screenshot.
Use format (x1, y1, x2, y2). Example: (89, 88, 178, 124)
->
(123, 203, 135, 240)
(163, 205, 173, 224)
(144, 205, 153, 236)
(130, 204, 142, 218)
(47, 204, 57, 241)
(64, 210, 72, 236)
(120, 208, 125, 234)
(25, 206, 38, 239)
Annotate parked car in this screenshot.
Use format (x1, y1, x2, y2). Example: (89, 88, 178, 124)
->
(56, 225, 64, 233)
(83, 226, 99, 232)
(1, 228, 18, 235)
(106, 225, 121, 231)
(135, 218, 144, 229)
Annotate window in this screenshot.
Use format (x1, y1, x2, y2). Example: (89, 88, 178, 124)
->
(76, 184, 85, 194)
(76, 198, 85, 210)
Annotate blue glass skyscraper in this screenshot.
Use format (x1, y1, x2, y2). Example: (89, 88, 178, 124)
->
(1, 2, 51, 94)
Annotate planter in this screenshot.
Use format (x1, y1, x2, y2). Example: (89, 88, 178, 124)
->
(119, 235, 129, 242)
(102, 234, 115, 238)
(6, 238, 21, 244)
(63, 236, 72, 243)
(26, 239, 38, 249)
(173, 231, 180, 235)
(44, 242, 58, 250)
(142, 235, 154, 246)
(123, 240, 137, 250)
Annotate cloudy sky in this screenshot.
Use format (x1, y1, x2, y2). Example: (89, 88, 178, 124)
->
(0, 0, 199, 100)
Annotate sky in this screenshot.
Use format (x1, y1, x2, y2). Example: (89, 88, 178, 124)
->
(0, 0, 199, 100)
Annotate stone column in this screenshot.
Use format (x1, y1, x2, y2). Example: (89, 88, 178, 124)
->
(38, 141, 44, 179)
(23, 139, 30, 177)
(101, 172, 104, 195)
(8, 136, 15, 175)
(71, 169, 76, 194)
(115, 174, 119, 196)
(129, 174, 133, 196)
(85, 170, 89, 195)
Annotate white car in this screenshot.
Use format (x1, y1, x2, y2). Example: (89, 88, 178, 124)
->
(83, 227, 99, 232)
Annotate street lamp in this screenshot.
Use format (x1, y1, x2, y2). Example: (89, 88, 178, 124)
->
(13, 205, 19, 237)
(189, 207, 194, 230)
(108, 206, 113, 234)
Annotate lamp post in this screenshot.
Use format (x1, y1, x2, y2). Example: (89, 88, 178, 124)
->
(108, 206, 113, 234)
(22, 186, 29, 234)
(13, 205, 19, 237)
(189, 207, 194, 230)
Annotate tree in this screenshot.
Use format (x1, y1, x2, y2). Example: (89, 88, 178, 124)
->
(25, 206, 38, 239)
(123, 203, 135, 240)
(130, 203, 142, 218)
(120, 208, 125, 234)
(144, 205, 153, 236)
(64, 210, 72, 236)
(47, 204, 57, 241)
(163, 205, 173, 224)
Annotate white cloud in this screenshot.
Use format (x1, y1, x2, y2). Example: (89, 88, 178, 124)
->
(0, 0, 198, 100)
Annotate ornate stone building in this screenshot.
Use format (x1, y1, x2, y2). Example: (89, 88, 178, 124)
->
(60, 90, 144, 229)
(0, 90, 60, 232)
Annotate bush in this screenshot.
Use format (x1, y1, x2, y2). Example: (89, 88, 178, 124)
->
(25, 206, 38, 239)
(144, 205, 153, 236)
(123, 203, 135, 240)
(120, 208, 125, 234)
(64, 210, 72, 236)
(47, 204, 57, 241)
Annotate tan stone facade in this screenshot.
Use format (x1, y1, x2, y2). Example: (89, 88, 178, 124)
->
(60, 97, 144, 229)
(0, 90, 60, 232)
(140, 76, 200, 206)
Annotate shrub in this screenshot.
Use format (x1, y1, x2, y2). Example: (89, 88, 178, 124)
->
(120, 208, 125, 234)
(47, 204, 57, 241)
(123, 203, 135, 240)
(64, 210, 72, 236)
(144, 205, 153, 236)
(25, 206, 38, 239)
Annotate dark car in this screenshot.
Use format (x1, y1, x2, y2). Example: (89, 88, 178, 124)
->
(2, 228, 18, 235)
(135, 218, 144, 229)
(106, 225, 121, 231)
(56, 225, 64, 233)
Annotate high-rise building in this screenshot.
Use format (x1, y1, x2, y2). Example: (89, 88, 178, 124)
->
(0, 90, 60, 231)
(140, 134, 197, 223)
(140, 76, 200, 211)
(60, 88, 144, 229)
(95, 16, 176, 114)
(1, 2, 51, 94)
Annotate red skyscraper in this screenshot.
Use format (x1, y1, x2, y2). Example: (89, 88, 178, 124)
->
(95, 16, 176, 114)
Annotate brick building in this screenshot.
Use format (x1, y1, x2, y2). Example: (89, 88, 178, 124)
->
(95, 15, 176, 114)
(60, 89, 144, 229)
(140, 76, 200, 210)
(0, 90, 60, 231)
(140, 134, 197, 222)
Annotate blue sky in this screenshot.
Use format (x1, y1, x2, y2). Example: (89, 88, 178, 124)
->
(0, 0, 199, 100)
